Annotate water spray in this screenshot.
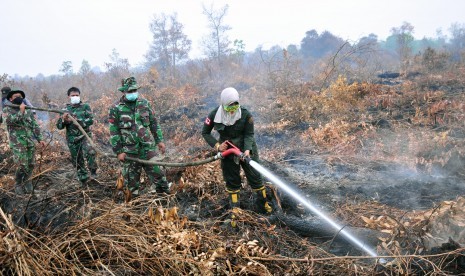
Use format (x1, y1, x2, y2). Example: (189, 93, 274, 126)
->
(6, 103, 379, 258)
(219, 141, 379, 258)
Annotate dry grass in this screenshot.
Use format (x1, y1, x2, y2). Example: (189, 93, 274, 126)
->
(2, 65, 465, 274)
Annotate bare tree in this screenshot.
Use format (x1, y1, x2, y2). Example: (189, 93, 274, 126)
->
(391, 22, 414, 72)
(167, 14, 191, 77)
(146, 13, 191, 81)
(104, 48, 130, 78)
(448, 22, 465, 62)
(146, 13, 170, 72)
(59, 61, 73, 75)
(201, 3, 231, 65)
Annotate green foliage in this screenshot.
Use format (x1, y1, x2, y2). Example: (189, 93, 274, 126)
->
(300, 30, 345, 59)
(421, 47, 450, 72)
(79, 60, 91, 75)
(232, 39, 245, 57)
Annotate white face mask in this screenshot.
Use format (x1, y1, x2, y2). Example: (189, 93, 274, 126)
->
(70, 96, 80, 104)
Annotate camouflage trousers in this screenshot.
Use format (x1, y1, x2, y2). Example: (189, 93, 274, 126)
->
(0, 124, 8, 145)
(68, 139, 97, 182)
(122, 151, 169, 194)
(12, 145, 35, 187)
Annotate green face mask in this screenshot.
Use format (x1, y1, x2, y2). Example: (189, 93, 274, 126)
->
(223, 102, 240, 112)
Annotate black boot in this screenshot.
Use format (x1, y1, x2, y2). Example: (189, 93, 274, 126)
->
(90, 169, 98, 178)
(156, 177, 171, 194)
(227, 189, 240, 227)
(15, 185, 25, 195)
(14, 171, 26, 195)
(80, 178, 89, 189)
(24, 181, 33, 194)
(253, 186, 273, 214)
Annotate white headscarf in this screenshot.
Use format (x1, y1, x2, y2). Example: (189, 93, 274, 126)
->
(213, 87, 242, 126)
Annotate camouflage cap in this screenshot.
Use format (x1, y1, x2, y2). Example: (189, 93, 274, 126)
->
(118, 77, 140, 92)
(1, 86, 11, 96)
(7, 88, 26, 100)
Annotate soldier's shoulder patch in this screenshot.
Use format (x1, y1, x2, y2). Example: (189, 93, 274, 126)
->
(205, 117, 211, 125)
(248, 116, 254, 124)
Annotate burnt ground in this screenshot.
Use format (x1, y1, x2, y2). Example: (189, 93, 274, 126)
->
(272, 154, 465, 211)
(2, 122, 465, 234)
(2, 99, 465, 274)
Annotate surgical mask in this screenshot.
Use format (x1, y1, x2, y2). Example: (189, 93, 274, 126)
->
(70, 96, 80, 105)
(12, 97, 23, 105)
(125, 92, 139, 101)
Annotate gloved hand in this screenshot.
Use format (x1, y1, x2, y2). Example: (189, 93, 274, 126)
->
(74, 135, 84, 142)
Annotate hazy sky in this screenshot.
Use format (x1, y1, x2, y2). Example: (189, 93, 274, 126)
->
(1, 0, 464, 77)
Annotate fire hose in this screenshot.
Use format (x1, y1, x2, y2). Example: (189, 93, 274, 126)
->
(4, 104, 239, 167)
(5, 104, 382, 258)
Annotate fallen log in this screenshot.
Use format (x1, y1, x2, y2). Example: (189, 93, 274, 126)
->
(269, 212, 387, 255)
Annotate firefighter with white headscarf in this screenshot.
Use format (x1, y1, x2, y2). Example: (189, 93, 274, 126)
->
(202, 87, 272, 226)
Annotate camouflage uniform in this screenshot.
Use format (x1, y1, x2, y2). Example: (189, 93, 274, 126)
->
(108, 95, 168, 195)
(2, 87, 36, 142)
(4, 104, 43, 194)
(56, 102, 97, 183)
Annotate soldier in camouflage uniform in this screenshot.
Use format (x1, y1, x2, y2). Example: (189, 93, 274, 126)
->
(108, 77, 169, 196)
(202, 87, 272, 226)
(56, 87, 98, 185)
(4, 88, 46, 194)
(0, 87, 9, 129)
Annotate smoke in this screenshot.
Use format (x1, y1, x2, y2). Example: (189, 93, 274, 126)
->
(422, 197, 465, 249)
(36, 110, 67, 147)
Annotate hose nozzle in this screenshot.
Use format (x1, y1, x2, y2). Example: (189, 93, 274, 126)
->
(219, 147, 242, 158)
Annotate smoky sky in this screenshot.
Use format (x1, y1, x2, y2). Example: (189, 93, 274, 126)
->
(1, 0, 464, 77)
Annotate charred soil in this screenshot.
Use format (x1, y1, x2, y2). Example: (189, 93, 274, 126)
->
(2, 74, 465, 274)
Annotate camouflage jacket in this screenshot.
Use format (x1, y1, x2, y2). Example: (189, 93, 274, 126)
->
(56, 102, 94, 143)
(202, 106, 258, 154)
(108, 96, 163, 155)
(1, 98, 35, 124)
(4, 105, 43, 148)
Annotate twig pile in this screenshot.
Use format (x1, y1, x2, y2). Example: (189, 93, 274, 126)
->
(0, 196, 366, 275)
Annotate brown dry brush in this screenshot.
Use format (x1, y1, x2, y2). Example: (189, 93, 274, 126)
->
(3, 78, 465, 274)
(3, 198, 463, 275)
(0, 197, 370, 275)
(0, 140, 373, 275)
(2, 147, 464, 275)
(334, 198, 465, 274)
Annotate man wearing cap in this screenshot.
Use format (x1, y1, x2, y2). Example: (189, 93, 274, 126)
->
(3, 88, 46, 194)
(56, 87, 98, 186)
(108, 77, 169, 198)
(1, 86, 36, 121)
(1, 86, 12, 124)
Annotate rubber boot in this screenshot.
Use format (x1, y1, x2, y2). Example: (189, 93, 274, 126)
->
(227, 189, 240, 228)
(253, 186, 272, 214)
